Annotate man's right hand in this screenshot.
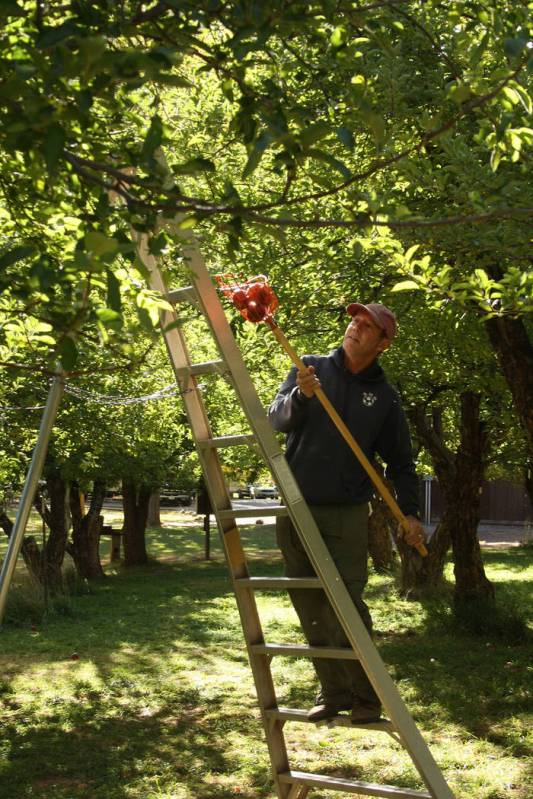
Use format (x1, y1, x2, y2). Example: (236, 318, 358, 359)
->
(296, 365, 321, 398)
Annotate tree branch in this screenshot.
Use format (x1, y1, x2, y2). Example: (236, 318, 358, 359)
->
(251, 55, 528, 214)
(242, 206, 533, 230)
(391, 4, 462, 79)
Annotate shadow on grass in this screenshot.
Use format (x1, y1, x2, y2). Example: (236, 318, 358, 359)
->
(0, 682, 271, 799)
(2, 523, 531, 798)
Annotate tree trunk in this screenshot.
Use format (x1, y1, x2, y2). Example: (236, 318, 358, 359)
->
(36, 474, 69, 592)
(392, 519, 451, 598)
(524, 461, 533, 511)
(69, 480, 106, 580)
(449, 393, 494, 601)
(368, 492, 395, 573)
(407, 395, 494, 602)
(122, 479, 150, 567)
(0, 509, 42, 583)
(147, 489, 161, 527)
(484, 315, 533, 458)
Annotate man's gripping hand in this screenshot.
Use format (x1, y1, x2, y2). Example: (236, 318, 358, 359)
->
(401, 515, 427, 550)
(296, 365, 321, 398)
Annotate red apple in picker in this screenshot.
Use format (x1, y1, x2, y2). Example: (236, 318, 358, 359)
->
(246, 300, 266, 322)
(232, 289, 248, 310)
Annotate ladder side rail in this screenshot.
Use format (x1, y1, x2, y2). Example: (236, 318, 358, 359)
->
(0, 370, 65, 625)
(132, 231, 292, 799)
(171, 235, 455, 799)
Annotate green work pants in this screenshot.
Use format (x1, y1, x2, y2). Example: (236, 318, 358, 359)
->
(276, 503, 379, 707)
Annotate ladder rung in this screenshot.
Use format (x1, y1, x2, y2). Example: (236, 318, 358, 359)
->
(167, 286, 198, 305)
(183, 360, 227, 377)
(235, 577, 321, 589)
(250, 644, 358, 659)
(279, 770, 431, 798)
(217, 505, 287, 520)
(266, 707, 394, 732)
(197, 434, 255, 449)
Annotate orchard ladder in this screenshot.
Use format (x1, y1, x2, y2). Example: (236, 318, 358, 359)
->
(132, 222, 456, 799)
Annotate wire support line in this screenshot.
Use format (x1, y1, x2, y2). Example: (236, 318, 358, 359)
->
(63, 382, 206, 406)
(0, 404, 47, 412)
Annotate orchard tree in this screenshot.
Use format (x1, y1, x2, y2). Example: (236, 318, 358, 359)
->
(1, 1, 531, 601)
(0, 2, 530, 360)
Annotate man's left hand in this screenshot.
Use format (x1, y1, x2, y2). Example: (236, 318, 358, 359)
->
(401, 515, 427, 549)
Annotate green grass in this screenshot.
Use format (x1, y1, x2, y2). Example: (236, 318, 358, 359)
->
(1, 514, 532, 799)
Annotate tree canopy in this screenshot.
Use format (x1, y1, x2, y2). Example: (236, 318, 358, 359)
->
(0, 1, 531, 372)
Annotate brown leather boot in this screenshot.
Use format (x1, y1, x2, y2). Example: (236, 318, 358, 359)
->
(307, 699, 352, 722)
(350, 699, 382, 724)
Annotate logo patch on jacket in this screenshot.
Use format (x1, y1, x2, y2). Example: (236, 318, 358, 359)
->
(362, 392, 377, 407)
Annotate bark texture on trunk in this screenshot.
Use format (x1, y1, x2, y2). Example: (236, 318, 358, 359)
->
(0, 509, 42, 582)
(524, 462, 533, 511)
(484, 315, 533, 456)
(450, 393, 494, 600)
(69, 480, 106, 580)
(409, 395, 494, 602)
(368, 488, 395, 573)
(147, 489, 161, 527)
(35, 475, 69, 591)
(392, 519, 451, 598)
(122, 480, 150, 567)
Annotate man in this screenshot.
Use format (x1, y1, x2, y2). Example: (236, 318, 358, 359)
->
(268, 302, 425, 723)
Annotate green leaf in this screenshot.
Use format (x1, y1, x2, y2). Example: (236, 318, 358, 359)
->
(307, 149, 351, 179)
(504, 36, 528, 59)
(362, 111, 386, 144)
(502, 87, 520, 105)
(85, 232, 119, 257)
(490, 149, 502, 172)
(392, 280, 420, 292)
(155, 74, 192, 88)
(330, 26, 347, 49)
(470, 31, 490, 65)
(36, 21, 78, 49)
(448, 83, 471, 104)
(0, 245, 36, 271)
(137, 306, 154, 332)
(223, 181, 241, 204)
(242, 131, 273, 178)
(299, 121, 331, 148)
(404, 244, 420, 263)
(43, 123, 65, 175)
(142, 114, 164, 161)
(58, 337, 78, 370)
(176, 216, 197, 230)
(336, 126, 355, 150)
(474, 268, 490, 288)
(96, 308, 122, 324)
(509, 84, 532, 113)
(106, 270, 122, 312)
(174, 157, 215, 175)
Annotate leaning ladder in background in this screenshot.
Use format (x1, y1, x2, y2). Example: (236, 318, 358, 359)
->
(134, 226, 455, 799)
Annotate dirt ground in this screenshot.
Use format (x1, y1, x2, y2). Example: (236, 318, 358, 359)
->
(425, 521, 532, 549)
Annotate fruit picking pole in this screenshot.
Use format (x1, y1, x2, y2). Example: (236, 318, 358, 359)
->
(266, 319, 428, 558)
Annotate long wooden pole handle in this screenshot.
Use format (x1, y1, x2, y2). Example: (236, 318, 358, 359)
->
(268, 323, 427, 557)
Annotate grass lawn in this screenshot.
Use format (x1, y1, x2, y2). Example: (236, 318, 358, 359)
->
(0, 511, 532, 799)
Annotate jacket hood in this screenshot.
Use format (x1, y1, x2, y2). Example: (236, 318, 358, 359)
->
(331, 346, 386, 383)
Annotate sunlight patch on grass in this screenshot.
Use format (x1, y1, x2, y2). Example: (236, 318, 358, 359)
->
(1, 520, 531, 799)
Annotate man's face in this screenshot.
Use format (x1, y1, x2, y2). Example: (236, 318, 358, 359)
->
(343, 311, 390, 361)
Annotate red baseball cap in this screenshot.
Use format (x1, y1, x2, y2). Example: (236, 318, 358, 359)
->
(346, 302, 397, 340)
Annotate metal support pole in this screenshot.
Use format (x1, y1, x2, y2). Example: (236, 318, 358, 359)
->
(423, 475, 433, 526)
(203, 513, 211, 560)
(0, 370, 64, 626)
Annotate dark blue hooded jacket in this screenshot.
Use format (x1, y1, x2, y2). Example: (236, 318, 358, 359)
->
(268, 346, 419, 516)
